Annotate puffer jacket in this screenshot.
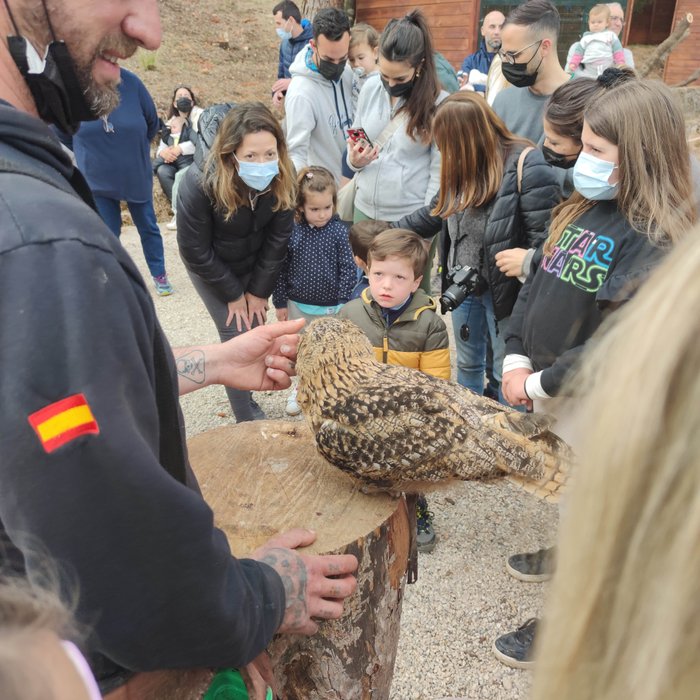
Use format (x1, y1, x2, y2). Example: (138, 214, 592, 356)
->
(176, 110, 294, 302)
(394, 146, 561, 321)
(338, 288, 451, 380)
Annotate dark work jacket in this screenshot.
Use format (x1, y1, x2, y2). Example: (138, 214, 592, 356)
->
(278, 19, 313, 79)
(394, 146, 561, 321)
(176, 160, 294, 302)
(0, 101, 285, 686)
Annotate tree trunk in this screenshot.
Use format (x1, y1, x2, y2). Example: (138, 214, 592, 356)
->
(188, 421, 410, 700)
(301, 0, 344, 20)
(638, 13, 693, 78)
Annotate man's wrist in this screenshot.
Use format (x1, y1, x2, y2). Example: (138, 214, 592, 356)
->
(174, 344, 218, 390)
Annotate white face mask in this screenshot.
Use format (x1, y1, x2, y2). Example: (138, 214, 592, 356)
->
(60, 641, 102, 700)
(573, 151, 619, 201)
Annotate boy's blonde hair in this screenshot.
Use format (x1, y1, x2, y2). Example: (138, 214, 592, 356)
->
(532, 226, 700, 700)
(349, 219, 390, 264)
(350, 22, 379, 50)
(367, 229, 427, 278)
(589, 3, 611, 21)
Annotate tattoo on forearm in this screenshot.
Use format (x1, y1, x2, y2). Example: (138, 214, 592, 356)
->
(176, 350, 206, 384)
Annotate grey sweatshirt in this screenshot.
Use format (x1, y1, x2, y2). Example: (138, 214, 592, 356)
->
(348, 73, 445, 221)
(285, 46, 354, 183)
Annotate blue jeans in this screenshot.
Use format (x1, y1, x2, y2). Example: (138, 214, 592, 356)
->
(451, 290, 510, 406)
(94, 196, 166, 278)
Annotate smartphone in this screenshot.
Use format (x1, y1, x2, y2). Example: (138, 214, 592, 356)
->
(347, 127, 373, 151)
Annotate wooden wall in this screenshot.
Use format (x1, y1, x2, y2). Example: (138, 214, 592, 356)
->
(664, 0, 699, 85)
(355, 0, 480, 69)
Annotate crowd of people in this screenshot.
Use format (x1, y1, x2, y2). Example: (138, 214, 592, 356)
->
(1, 0, 699, 698)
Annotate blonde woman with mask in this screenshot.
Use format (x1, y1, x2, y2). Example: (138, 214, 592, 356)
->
(177, 102, 296, 422)
(532, 226, 700, 700)
(494, 79, 696, 668)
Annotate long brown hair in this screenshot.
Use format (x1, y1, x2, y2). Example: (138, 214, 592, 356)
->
(544, 80, 696, 255)
(532, 227, 700, 700)
(431, 92, 532, 217)
(204, 102, 296, 221)
(379, 10, 440, 141)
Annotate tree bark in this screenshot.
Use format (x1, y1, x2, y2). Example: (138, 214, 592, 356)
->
(188, 421, 410, 700)
(638, 13, 693, 78)
(301, 0, 344, 20)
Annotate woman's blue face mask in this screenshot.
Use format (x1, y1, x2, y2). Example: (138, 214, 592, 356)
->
(233, 156, 280, 191)
(573, 151, 619, 200)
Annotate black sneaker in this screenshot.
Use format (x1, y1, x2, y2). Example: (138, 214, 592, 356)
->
(416, 495, 436, 553)
(506, 547, 556, 582)
(493, 618, 538, 669)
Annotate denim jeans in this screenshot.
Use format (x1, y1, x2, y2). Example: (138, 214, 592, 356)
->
(450, 289, 510, 406)
(94, 196, 165, 278)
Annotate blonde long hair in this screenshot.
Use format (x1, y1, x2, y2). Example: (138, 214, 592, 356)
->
(431, 91, 532, 217)
(544, 80, 696, 256)
(204, 102, 296, 220)
(532, 226, 700, 700)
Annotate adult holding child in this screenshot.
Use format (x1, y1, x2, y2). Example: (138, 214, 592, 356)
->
(177, 102, 296, 422)
(153, 84, 203, 230)
(494, 79, 696, 669)
(346, 10, 446, 291)
(395, 91, 560, 403)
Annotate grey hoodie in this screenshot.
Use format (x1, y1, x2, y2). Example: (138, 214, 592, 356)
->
(285, 46, 354, 183)
(348, 73, 445, 221)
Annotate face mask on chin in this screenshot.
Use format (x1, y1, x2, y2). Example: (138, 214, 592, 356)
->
(7, 35, 97, 133)
(276, 27, 292, 41)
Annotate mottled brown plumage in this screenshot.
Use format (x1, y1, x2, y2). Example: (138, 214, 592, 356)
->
(296, 317, 573, 493)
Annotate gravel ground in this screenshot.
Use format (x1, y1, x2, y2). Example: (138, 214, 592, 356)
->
(122, 224, 558, 700)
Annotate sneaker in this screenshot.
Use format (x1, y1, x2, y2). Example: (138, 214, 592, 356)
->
(416, 495, 436, 553)
(285, 390, 301, 416)
(506, 547, 556, 583)
(166, 215, 177, 231)
(153, 273, 173, 296)
(493, 618, 538, 669)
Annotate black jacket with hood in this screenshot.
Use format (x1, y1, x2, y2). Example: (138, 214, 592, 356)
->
(0, 101, 285, 689)
(176, 107, 294, 302)
(394, 146, 561, 321)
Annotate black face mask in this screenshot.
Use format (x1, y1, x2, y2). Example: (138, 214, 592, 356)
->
(317, 56, 346, 82)
(7, 35, 96, 134)
(175, 97, 193, 113)
(501, 46, 543, 88)
(381, 76, 415, 99)
(542, 144, 580, 169)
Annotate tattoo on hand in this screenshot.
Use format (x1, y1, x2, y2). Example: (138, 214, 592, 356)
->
(260, 548, 309, 630)
(176, 350, 205, 384)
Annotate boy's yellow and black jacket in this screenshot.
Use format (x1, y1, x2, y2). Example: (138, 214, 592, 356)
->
(338, 288, 451, 380)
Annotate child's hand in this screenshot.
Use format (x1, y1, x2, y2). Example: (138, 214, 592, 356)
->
(495, 248, 528, 278)
(276, 307, 289, 323)
(502, 368, 533, 410)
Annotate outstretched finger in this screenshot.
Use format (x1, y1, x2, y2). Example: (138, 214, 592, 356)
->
(261, 528, 317, 551)
(310, 553, 359, 577)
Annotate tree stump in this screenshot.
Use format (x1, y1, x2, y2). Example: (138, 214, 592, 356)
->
(187, 421, 410, 700)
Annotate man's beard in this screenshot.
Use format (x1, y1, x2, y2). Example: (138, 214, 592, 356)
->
(74, 34, 139, 117)
(487, 38, 502, 51)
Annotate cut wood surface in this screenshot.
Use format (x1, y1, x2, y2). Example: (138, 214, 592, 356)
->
(188, 421, 410, 699)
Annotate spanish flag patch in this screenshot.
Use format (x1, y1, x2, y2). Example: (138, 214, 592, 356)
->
(28, 393, 99, 453)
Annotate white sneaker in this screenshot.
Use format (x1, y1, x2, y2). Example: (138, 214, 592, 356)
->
(285, 392, 302, 416)
(166, 215, 177, 231)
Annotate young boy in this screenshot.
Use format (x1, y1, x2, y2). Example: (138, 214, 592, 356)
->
(348, 219, 389, 300)
(567, 4, 626, 77)
(339, 229, 451, 552)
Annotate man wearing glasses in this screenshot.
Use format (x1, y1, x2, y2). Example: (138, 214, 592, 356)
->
(491, 0, 569, 144)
